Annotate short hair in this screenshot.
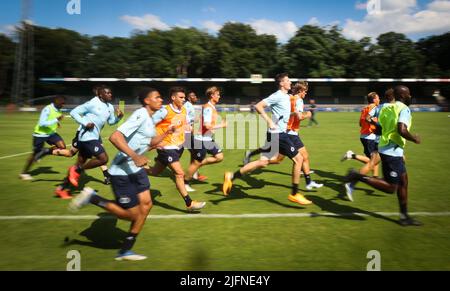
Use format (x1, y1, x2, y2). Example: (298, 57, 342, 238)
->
(138, 87, 158, 106)
(385, 88, 395, 102)
(53, 95, 65, 102)
(275, 73, 289, 85)
(291, 81, 309, 95)
(92, 85, 102, 96)
(97, 85, 111, 95)
(169, 87, 186, 97)
(367, 92, 378, 104)
(206, 86, 220, 99)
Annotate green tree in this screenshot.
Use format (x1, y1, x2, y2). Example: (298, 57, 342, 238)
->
(217, 23, 278, 77)
(284, 25, 347, 78)
(373, 32, 423, 78)
(34, 26, 91, 77)
(0, 34, 15, 101)
(86, 36, 136, 77)
(416, 33, 450, 76)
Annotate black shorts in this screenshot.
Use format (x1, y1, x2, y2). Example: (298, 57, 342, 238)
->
(71, 131, 80, 149)
(380, 153, 406, 185)
(110, 169, 150, 209)
(261, 132, 298, 159)
(183, 132, 194, 150)
(72, 131, 103, 149)
(191, 138, 222, 162)
(288, 134, 305, 150)
(156, 148, 184, 166)
(360, 138, 378, 157)
(32, 133, 63, 154)
(78, 140, 106, 159)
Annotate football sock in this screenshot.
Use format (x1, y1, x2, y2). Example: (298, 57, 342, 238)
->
(102, 169, 110, 177)
(291, 183, 299, 195)
(119, 233, 138, 255)
(232, 170, 242, 181)
(351, 154, 357, 160)
(75, 165, 84, 174)
(304, 174, 311, 185)
(184, 195, 193, 207)
(89, 195, 109, 208)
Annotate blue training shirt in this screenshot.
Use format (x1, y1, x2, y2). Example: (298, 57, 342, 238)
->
(109, 107, 156, 176)
(263, 90, 291, 133)
(70, 97, 121, 142)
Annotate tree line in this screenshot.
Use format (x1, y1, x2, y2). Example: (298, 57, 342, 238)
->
(0, 22, 449, 101)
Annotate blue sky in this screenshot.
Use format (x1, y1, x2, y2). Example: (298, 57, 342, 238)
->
(1, 0, 449, 42)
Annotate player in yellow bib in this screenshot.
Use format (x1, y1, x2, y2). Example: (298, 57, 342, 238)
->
(344, 86, 422, 226)
(20, 96, 69, 183)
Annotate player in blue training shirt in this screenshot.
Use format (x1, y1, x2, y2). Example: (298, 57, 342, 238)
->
(70, 87, 170, 261)
(55, 86, 123, 198)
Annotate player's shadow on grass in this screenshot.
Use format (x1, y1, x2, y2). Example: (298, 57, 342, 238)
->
(28, 167, 60, 180)
(205, 181, 305, 210)
(306, 195, 398, 224)
(314, 169, 385, 199)
(29, 166, 60, 175)
(63, 213, 128, 250)
(313, 169, 343, 181)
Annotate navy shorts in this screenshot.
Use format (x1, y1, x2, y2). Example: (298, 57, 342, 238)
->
(72, 131, 103, 149)
(156, 148, 185, 166)
(261, 132, 298, 159)
(380, 153, 406, 185)
(78, 140, 106, 159)
(71, 131, 80, 149)
(360, 138, 378, 157)
(191, 138, 222, 162)
(110, 169, 150, 209)
(32, 133, 63, 154)
(288, 134, 305, 150)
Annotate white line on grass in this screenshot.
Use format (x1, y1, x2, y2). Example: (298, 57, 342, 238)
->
(0, 152, 32, 160)
(0, 212, 449, 221)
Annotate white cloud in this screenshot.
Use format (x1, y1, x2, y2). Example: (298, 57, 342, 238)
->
(0, 24, 17, 36)
(427, 0, 450, 11)
(202, 6, 216, 13)
(248, 19, 298, 43)
(355, 1, 368, 10)
(201, 20, 222, 33)
(307, 17, 320, 26)
(343, 0, 450, 40)
(120, 14, 170, 31)
(175, 19, 192, 29)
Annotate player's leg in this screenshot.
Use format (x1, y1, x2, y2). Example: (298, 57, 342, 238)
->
(147, 160, 166, 177)
(299, 147, 323, 190)
(288, 152, 312, 205)
(223, 157, 270, 196)
(82, 151, 108, 171)
(100, 165, 111, 185)
(200, 141, 224, 166)
(21, 136, 46, 179)
(243, 146, 271, 165)
(201, 152, 224, 166)
(169, 161, 205, 211)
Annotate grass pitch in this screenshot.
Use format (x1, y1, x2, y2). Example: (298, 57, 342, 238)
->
(0, 111, 449, 270)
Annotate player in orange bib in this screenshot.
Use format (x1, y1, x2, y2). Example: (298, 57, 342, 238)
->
(341, 92, 381, 201)
(147, 87, 206, 212)
(285, 82, 323, 190)
(184, 86, 227, 188)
